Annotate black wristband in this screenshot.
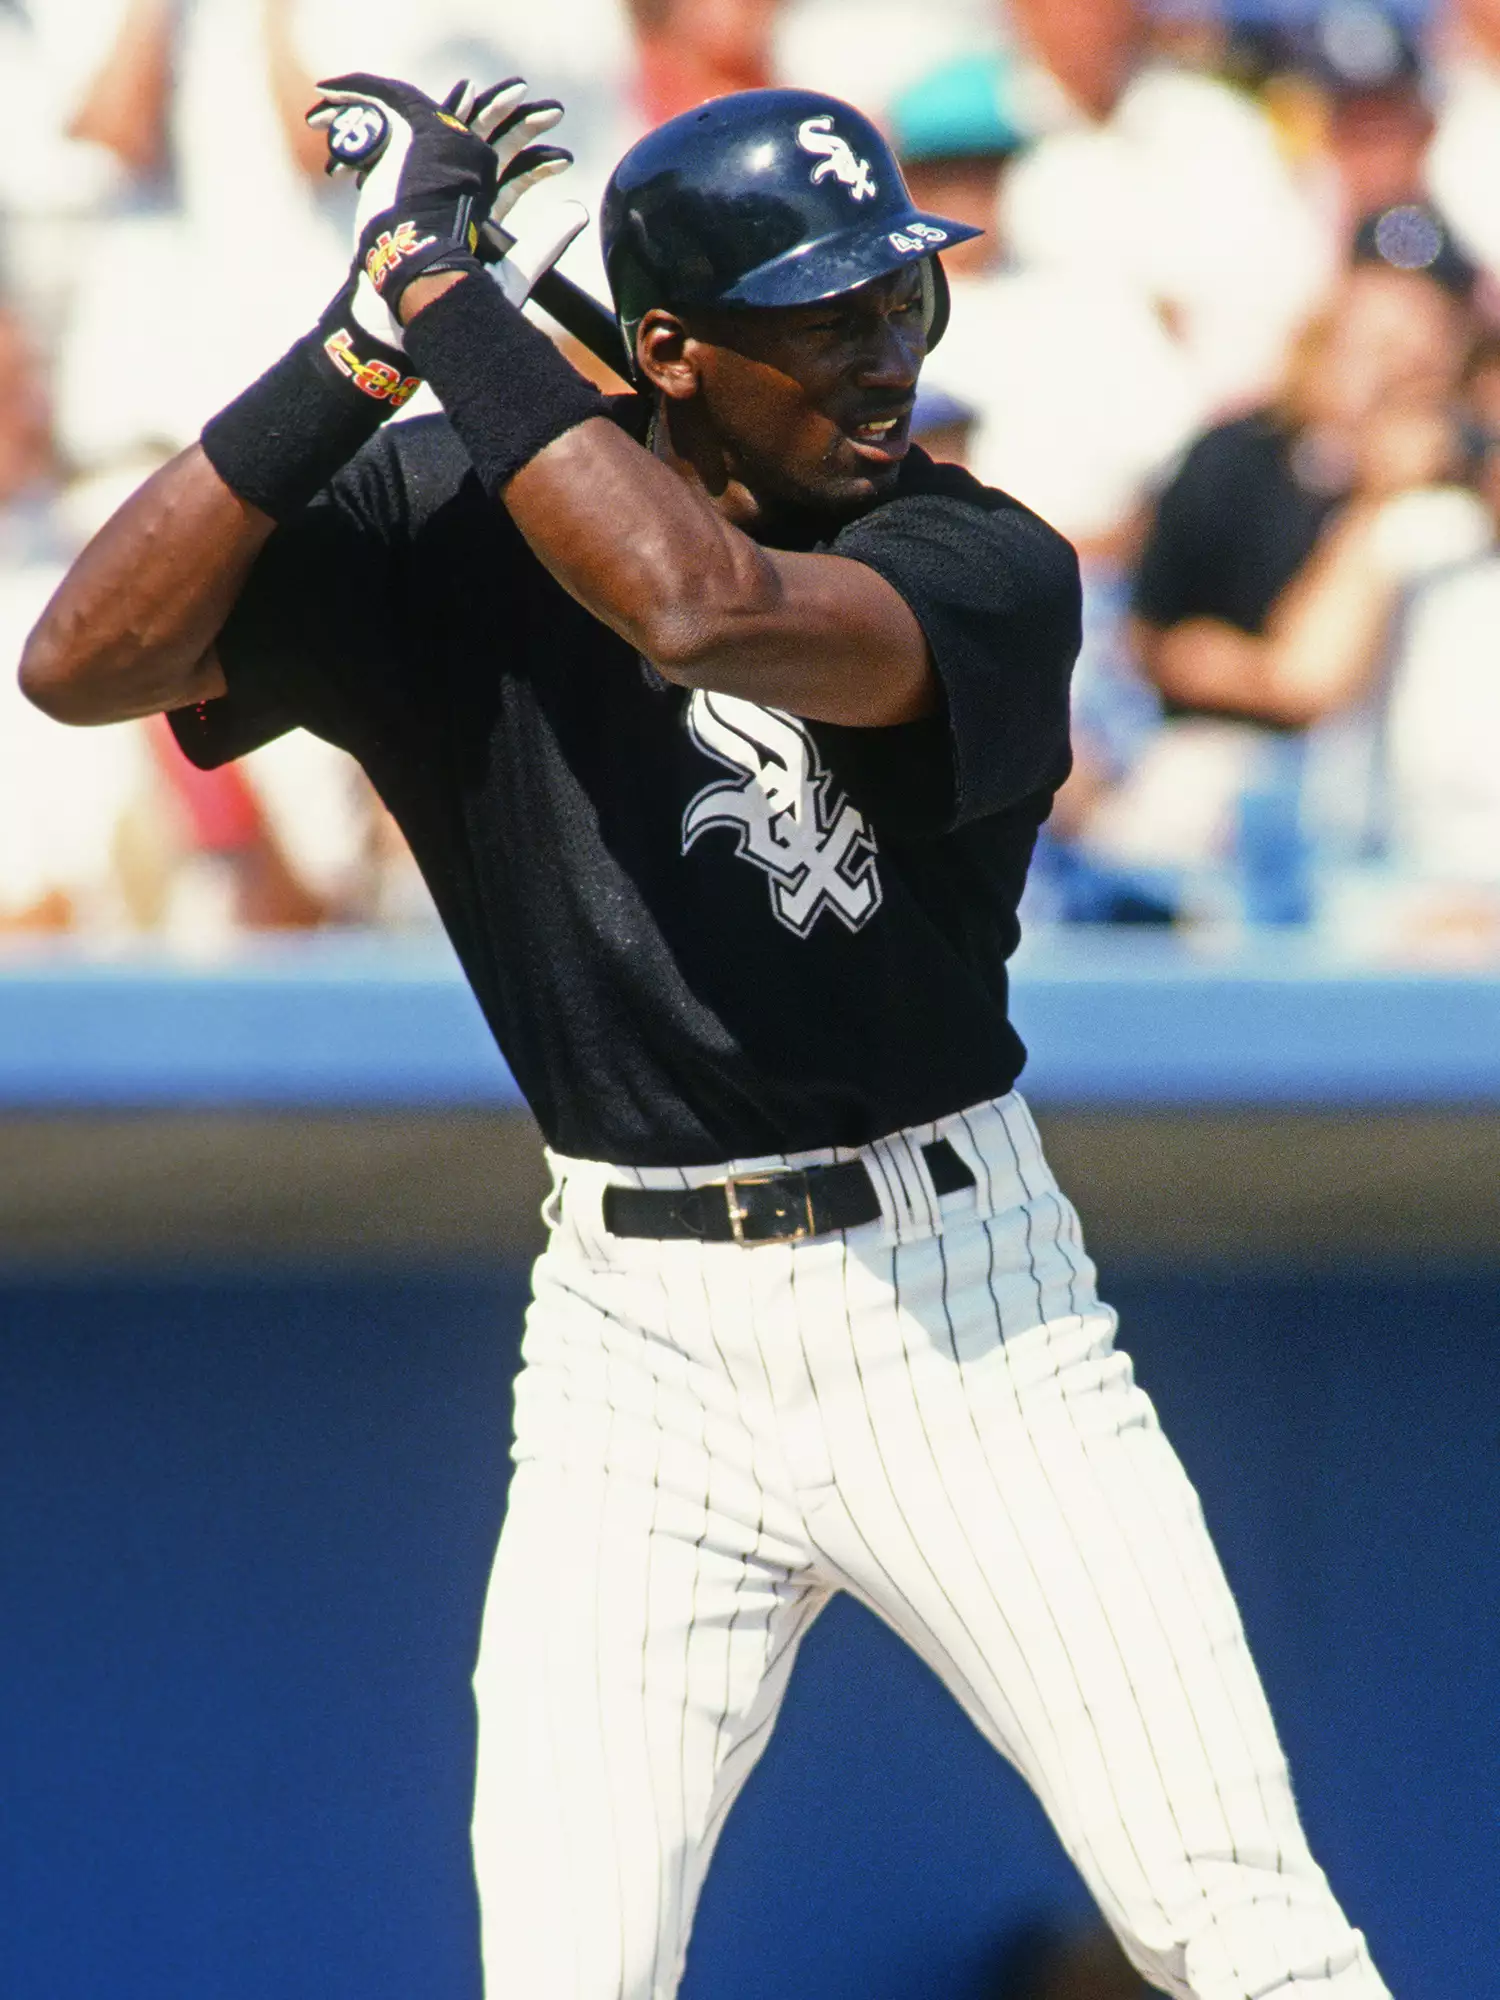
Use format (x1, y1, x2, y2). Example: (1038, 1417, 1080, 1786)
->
(401, 272, 609, 491)
(201, 295, 421, 521)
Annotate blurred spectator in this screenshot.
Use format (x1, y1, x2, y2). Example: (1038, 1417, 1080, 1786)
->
(995, 0, 1328, 413)
(53, 0, 623, 470)
(0, 296, 139, 934)
(910, 383, 977, 468)
(1463, 324, 1500, 437)
(1427, 0, 1500, 286)
(144, 721, 332, 936)
(0, 617, 146, 934)
(49, 0, 343, 470)
(774, 0, 994, 119)
(891, 50, 1019, 273)
(1144, 0, 1229, 78)
(0, 0, 133, 341)
(0, 306, 60, 565)
(1366, 402, 1500, 954)
(1090, 207, 1491, 905)
(0, 312, 143, 933)
(895, 53, 1198, 554)
(11, 0, 1499, 953)
(1132, 209, 1482, 732)
(890, 43, 1195, 924)
(1297, 2, 1436, 240)
(627, 0, 781, 125)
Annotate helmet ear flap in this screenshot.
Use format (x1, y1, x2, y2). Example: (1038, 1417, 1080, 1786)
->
(922, 256, 953, 349)
(620, 314, 645, 383)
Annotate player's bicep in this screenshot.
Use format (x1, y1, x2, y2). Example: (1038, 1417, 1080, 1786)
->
(840, 495, 1080, 829)
(663, 547, 937, 729)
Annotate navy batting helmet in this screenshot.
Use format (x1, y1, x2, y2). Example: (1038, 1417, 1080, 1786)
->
(601, 89, 984, 368)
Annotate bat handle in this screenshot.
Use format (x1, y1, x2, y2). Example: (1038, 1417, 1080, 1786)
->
(531, 269, 633, 383)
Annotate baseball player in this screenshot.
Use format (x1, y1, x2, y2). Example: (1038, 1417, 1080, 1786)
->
(22, 74, 1389, 2000)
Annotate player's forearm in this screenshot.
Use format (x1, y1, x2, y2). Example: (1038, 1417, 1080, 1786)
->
(402, 274, 933, 726)
(20, 447, 262, 725)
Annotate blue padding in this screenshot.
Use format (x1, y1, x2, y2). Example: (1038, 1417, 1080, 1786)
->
(0, 934, 1497, 1108)
(1010, 934, 1500, 1106)
(0, 941, 521, 1108)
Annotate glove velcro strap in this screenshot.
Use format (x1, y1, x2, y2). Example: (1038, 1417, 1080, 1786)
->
(359, 200, 483, 313)
(201, 311, 421, 521)
(401, 272, 609, 491)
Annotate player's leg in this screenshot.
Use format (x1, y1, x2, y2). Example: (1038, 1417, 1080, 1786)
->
(793, 1095, 1389, 2000)
(470, 1230, 830, 2000)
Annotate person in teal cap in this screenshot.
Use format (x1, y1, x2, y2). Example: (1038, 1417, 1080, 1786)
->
(888, 53, 1029, 282)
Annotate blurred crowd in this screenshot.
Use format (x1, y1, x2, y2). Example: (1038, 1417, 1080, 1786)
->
(3, 0, 1500, 959)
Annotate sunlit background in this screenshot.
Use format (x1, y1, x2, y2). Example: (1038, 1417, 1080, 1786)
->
(1, 3, 1496, 1997)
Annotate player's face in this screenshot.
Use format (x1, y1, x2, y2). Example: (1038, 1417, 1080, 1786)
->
(671, 265, 930, 525)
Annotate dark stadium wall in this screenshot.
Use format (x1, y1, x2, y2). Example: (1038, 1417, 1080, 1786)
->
(0, 1260, 1493, 2000)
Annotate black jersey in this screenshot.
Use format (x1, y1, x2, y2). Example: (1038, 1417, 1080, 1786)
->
(1132, 411, 1340, 647)
(171, 402, 1080, 1166)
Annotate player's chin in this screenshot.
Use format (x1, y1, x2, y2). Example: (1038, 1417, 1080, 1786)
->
(796, 436, 905, 511)
(830, 421, 910, 486)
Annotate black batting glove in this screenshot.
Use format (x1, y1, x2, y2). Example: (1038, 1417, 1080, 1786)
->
(308, 74, 570, 328)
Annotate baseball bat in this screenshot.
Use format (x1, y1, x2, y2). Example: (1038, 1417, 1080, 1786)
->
(531, 268, 633, 382)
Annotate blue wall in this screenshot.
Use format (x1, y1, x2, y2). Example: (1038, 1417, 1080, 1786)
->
(1, 1262, 1495, 2000)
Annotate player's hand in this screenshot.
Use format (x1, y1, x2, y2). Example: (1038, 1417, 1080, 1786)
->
(309, 75, 582, 345)
(443, 78, 589, 310)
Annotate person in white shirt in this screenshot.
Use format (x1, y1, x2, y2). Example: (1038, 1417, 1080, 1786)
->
(995, 0, 1330, 415)
(892, 49, 1199, 557)
(1380, 399, 1500, 910)
(1427, 0, 1500, 284)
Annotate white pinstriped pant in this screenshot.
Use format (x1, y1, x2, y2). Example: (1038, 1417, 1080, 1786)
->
(470, 1092, 1389, 2000)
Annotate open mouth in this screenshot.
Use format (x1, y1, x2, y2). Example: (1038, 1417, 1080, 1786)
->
(842, 407, 913, 459)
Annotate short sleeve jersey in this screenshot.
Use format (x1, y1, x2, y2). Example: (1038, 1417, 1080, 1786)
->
(1132, 410, 1340, 690)
(172, 402, 1080, 1167)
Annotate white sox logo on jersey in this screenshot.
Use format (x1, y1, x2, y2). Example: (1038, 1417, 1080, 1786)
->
(796, 116, 877, 202)
(682, 690, 883, 937)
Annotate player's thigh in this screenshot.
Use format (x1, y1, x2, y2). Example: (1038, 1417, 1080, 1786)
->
(804, 1216, 1383, 1996)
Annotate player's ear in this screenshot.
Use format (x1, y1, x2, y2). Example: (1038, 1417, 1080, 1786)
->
(636, 310, 699, 401)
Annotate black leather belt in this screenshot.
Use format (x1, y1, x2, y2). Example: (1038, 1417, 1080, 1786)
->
(602, 1138, 975, 1246)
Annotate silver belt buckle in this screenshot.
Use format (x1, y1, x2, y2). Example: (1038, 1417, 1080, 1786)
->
(723, 1170, 817, 1246)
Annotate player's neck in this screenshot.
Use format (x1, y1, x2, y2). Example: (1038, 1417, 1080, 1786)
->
(647, 395, 768, 534)
(647, 396, 848, 550)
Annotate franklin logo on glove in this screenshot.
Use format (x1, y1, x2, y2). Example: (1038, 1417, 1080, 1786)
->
(365, 220, 439, 293)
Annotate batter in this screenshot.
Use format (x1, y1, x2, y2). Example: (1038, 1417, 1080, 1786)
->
(20, 74, 1389, 2000)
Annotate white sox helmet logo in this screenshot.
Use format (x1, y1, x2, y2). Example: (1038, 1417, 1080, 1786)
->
(796, 116, 877, 202)
(682, 691, 883, 936)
